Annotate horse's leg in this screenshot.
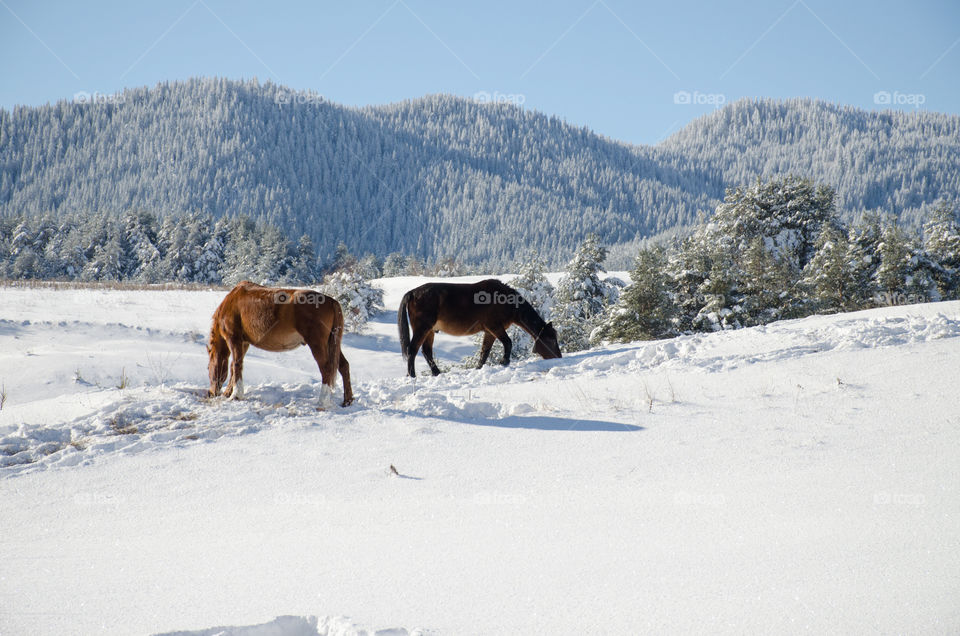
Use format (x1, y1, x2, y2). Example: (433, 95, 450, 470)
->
(491, 326, 512, 366)
(477, 331, 495, 368)
(307, 339, 336, 391)
(421, 331, 442, 376)
(338, 353, 353, 406)
(406, 326, 432, 377)
(224, 338, 247, 399)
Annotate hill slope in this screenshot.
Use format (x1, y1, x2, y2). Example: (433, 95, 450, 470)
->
(2, 79, 958, 266)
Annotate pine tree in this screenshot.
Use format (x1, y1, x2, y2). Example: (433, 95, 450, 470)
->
(123, 210, 161, 281)
(693, 246, 743, 331)
(592, 246, 675, 343)
(221, 216, 260, 285)
(257, 224, 292, 284)
(382, 252, 407, 277)
(801, 221, 851, 312)
(843, 213, 883, 309)
(923, 200, 960, 300)
(875, 218, 912, 301)
(553, 234, 615, 351)
(320, 268, 385, 333)
(357, 253, 382, 280)
(286, 234, 319, 284)
(666, 233, 713, 332)
(711, 175, 837, 270)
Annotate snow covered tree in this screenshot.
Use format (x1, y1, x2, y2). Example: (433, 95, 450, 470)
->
(193, 219, 227, 284)
(738, 237, 795, 325)
(356, 253, 382, 281)
(553, 234, 617, 351)
(320, 267, 385, 333)
(382, 252, 407, 277)
(692, 246, 744, 331)
(123, 210, 161, 281)
(711, 175, 837, 271)
(286, 234, 320, 284)
(801, 221, 852, 312)
(874, 218, 934, 306)
(666, 233, 713, 332)
(221, 216, 261, 285)
(592, 246, 675, 343)
(923, 200, 960, 300)
(843, 213, 883, 309)
(256, 224, 292, 284)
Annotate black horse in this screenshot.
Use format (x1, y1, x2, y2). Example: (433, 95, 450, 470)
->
(397, 279, 561, 377)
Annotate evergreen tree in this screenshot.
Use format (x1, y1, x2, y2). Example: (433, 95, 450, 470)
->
(711, 175, 837, 270)
(320, 268, 385, 333)
(553, 234, 616, 351)
(257, 224, 292, 284)
(693, 246, 743, 331)
(286, 234, 320, 284)
(123, 210, 161, 281)
(221, 216, 260, 285)
(843, 213, 883, 308)
(666, 233, 713, 332)
(356, 253, 383, 280)
(923, 200, 960, 300)
(875, 218, 913, 300)
(592, 246, 675, 343)
(382, 252, 407, 277)
(801, 221, 852, 312)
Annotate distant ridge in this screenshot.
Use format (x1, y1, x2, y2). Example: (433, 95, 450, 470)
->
(1, 78, 958, 267)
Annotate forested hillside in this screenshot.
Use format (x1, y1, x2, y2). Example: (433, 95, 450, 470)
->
(1, 78, 958, 268)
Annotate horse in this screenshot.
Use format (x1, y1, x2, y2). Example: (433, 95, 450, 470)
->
(397, 278, 561, 377)
(207, 281, 353, 406)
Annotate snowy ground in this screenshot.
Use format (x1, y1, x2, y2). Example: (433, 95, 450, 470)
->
(1, 276, 959, 635)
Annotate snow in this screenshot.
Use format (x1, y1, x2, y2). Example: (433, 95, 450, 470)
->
(1, 278, 959, 635)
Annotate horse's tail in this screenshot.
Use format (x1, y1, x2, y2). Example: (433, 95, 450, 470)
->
(329, 298, 345, 356)
(397, 291, 412, 359)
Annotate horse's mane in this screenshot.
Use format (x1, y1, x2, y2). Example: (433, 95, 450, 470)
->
(514, 292, 547, 337)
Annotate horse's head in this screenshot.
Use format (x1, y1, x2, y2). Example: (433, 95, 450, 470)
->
(533, 321, 562, 360)
(207, 335, 229, 397)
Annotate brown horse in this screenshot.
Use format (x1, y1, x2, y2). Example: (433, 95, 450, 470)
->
(207, 281, 353, 405)
(397, 279, 561, 377)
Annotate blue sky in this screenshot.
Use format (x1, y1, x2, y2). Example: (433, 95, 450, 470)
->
(1, 0, 957, 145)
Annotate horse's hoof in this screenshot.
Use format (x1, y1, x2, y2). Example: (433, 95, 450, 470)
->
(341, 398, 354, 407)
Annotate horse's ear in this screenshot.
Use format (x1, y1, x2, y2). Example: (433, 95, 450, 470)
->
(547, 321, 554, 328)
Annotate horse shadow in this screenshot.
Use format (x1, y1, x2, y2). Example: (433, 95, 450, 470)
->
(379, 407, 643, 432)
(467, 415, 643, 432)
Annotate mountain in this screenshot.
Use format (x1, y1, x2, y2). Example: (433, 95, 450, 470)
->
(1, 78, 958, 267)
(660, 99, 960, 228)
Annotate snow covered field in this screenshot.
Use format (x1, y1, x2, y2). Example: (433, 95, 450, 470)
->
(1, 276, 959, 635)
